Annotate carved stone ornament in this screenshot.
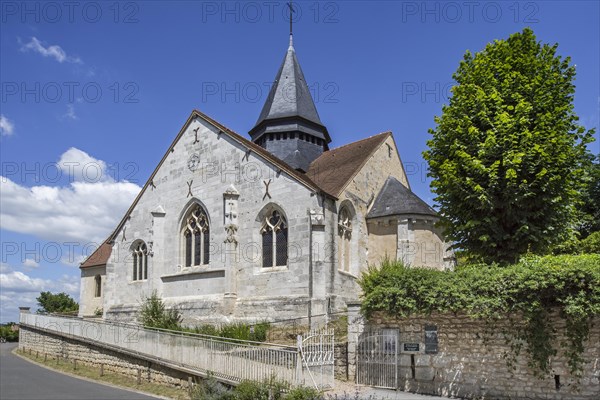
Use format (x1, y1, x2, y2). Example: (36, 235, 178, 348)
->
(187, 153, 201, 172)
(224, 224, 238, 244)
(223, 185, 240, 244)
(309, 209, 325, 226)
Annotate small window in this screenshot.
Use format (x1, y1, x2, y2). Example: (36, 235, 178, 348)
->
(94, 275, 102, 297)
(132, 241, 148, 281)
(261, 209, 288, 268)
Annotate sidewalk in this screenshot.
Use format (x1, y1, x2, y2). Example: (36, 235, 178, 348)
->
(329, 381, 444, 399)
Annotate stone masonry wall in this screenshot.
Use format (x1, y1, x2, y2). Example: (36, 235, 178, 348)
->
(19, 326, 198, 389)
(347, 306, 599, 399)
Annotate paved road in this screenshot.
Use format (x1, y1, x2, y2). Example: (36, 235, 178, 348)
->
(0, 343, 160, 400)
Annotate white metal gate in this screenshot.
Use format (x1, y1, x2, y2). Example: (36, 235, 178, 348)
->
(298, 327, 335, 390)
(356, 330, 398, 388)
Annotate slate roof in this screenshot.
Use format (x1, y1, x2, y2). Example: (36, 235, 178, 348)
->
(80, 240, 112, 268)
(306, 132, 391, 197)
(367, 176, 438, 219)
(252, 38, 326, 134)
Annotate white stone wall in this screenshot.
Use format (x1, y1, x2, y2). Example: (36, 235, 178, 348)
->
(103, 116, 325, 324)
(79, 266, 105, 317)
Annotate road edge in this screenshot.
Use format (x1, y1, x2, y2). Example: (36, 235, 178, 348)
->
(11, 346, 174, 400)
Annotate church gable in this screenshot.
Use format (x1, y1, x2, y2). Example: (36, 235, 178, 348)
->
(97, 108, 328, 318)
(108, 109, 330, 244)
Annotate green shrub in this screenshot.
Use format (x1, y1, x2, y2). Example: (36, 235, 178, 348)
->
(188, 321, 271, 343)
(234, 380, 271, 400)
(189, 375, 234, 400)
(190, 324, 220, 337)
(285, 386, 323, 400)
(581, 231, 600, 254)
(359, 254, 600, 377)
(250, 322, 270, 342)
(138, 290, 182, 330)
(220, 323, 252, 341)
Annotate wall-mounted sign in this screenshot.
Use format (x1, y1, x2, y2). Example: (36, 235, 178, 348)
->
(425, 324, 438, 354)
(403, 342, 420, 352)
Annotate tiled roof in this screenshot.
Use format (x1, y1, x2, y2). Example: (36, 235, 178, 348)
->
(80, 240, 112, 268)
(367, 176, 438, 219)
(306, 132, 391, 197)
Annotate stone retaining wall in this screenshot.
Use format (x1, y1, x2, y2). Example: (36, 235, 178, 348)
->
(347, 305, 599, 399)
(19, 325, 198, 389)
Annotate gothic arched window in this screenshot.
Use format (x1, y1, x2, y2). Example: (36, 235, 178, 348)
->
(182, 204, 210, 267)
(261, 209, 288, 268)
(338, 207, 353, 272)
(132, 241, 148, 281)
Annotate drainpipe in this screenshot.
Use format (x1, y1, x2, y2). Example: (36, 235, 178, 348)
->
(308, 207, 313, 328)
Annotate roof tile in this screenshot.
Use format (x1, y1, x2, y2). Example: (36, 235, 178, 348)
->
(306, 132, 391, 197)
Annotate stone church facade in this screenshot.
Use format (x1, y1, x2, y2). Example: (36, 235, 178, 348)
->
(79, 36, 454, 324)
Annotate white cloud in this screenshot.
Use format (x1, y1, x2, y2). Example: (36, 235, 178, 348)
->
(0, 115, 15, 136)
(58, 147, 109, 183)
(63, 104, 78, 120)
(0, 262, 10, 273)
(60, 254, 87, 268)
(20, 37, 82, 64)
(0, 264, 79, 323)
(22, 258, 40, 268)
(0, 148, 141, 243)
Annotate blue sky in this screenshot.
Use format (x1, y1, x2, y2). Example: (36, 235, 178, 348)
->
(1, 0, 598, 323)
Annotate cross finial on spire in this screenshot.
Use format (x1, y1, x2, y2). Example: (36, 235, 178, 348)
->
(288, 1, 295, 46)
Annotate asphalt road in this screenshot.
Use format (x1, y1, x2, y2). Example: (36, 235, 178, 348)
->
(0, 343, 160, 400)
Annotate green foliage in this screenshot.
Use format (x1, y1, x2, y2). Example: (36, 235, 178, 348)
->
(36, 291, 78, 314)
(234, 379, 277, 400)
(284, 386, 322, 400)
(189, 375, 324, 400)
(0, 324, 19, 342)
(577, 154, 600, 238)
(189, 375, 235, 400)
(580, 231, 600, 254)
(423, 28, 596, 264)
(188, 322, 270, 342)
(138, 290, 182, 330)
(358, 255, 600, 377)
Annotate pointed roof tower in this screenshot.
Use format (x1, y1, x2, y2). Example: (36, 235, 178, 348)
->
(249, 24, 330, 171)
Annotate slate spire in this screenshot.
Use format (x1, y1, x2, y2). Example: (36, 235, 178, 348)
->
(249, 34, 330, 172)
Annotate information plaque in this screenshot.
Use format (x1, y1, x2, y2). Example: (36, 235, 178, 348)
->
(425, 324, 438, 354)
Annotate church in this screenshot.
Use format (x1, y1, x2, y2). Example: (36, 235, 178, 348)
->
(79, 33, 454, 324)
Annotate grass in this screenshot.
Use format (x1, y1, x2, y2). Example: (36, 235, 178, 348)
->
(15, 347, 189, 400)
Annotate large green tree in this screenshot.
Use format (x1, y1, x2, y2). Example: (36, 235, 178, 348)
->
(424, 28, 595, 264)
(36, 291, 79, 314)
